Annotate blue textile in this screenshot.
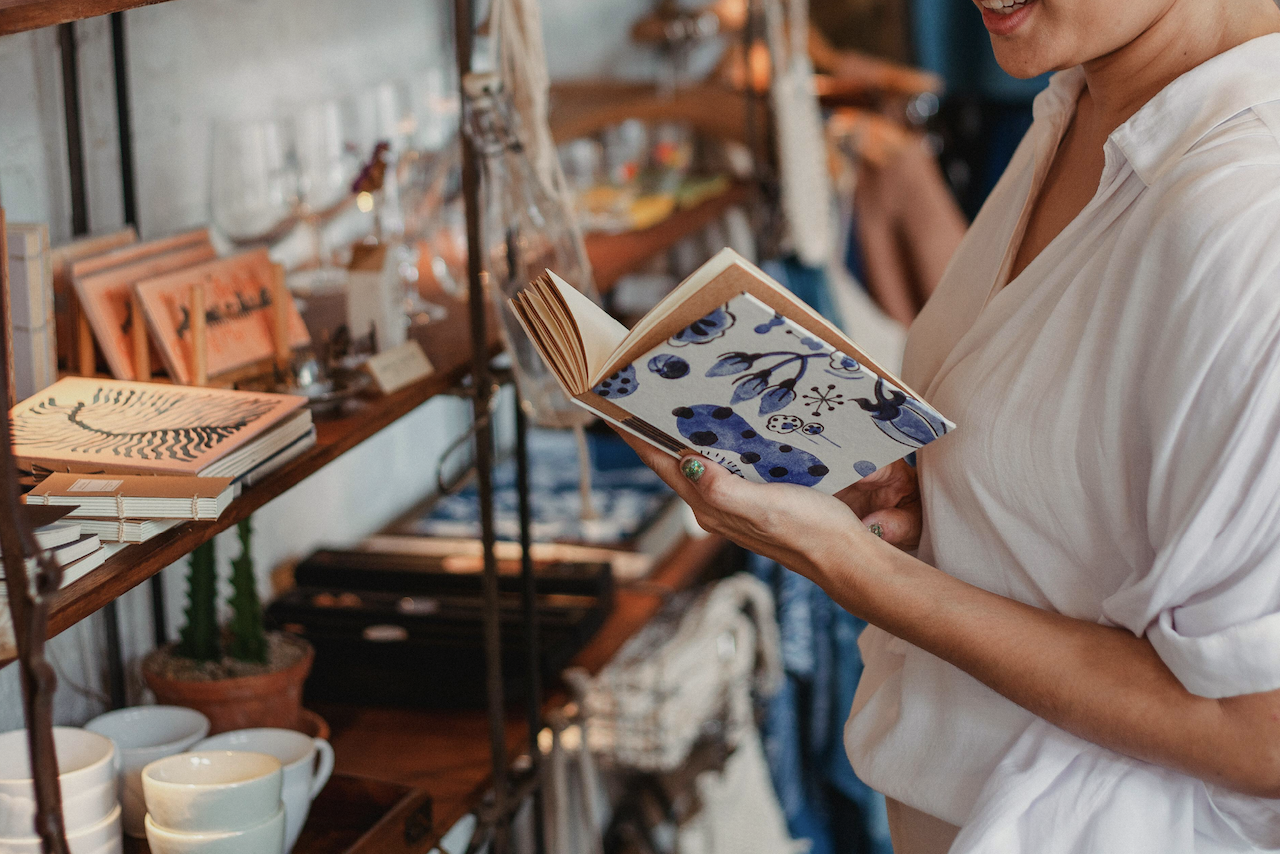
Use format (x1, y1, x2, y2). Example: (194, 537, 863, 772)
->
(910, 0, 1049, 104)
(750, 258, 892, 854)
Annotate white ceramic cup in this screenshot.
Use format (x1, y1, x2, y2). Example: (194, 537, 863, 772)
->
(0, 727, 118, 837)
(85, 706, 210, 838)
(0, 803, 122, 854)
(144, 803, 284, 854)
(141, 751, 282, 834)
(193, 729, 333, 853)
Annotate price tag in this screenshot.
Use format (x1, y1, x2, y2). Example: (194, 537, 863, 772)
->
(364, 341, 434, 394)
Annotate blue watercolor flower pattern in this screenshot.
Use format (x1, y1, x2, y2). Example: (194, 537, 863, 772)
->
(592, 363, 639, 399)
(672, 404, 829, 487)
(853, 378, 950, 447)
(754, 313, 784, 334)
(670, 306, 735, 347)
(704, 348, 832, 416)
(825, 352, 863, 379)
(592, 291, 952, 492)
(647, 354, 690, 379)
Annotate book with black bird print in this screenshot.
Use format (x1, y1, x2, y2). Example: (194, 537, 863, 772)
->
(10, 377, 308, 478)
(511, 248, 954, 494)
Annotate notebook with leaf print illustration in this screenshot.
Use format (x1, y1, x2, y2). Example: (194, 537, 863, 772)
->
(10, 377, 307, 478)
(511, 248, 954, 494)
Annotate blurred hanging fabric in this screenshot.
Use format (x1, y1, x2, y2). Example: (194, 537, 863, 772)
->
(752, 260, 894, 854)
(487, 0, 595, 282)
(764, 0, 836, 267)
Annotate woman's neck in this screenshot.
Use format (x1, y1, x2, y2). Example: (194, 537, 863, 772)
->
(1081, 0, 1280, 136)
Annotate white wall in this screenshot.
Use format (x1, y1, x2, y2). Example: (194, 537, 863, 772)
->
(0, 27, 73, 245)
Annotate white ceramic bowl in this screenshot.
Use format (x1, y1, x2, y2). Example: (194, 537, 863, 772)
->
(141, 751, 281, 834)
(0, 803, 122, 854)
(0, 727, 118, 837)
(144, 804, 284, 854)
(86, 706, 210, 838)
(193, 729, 333, 853)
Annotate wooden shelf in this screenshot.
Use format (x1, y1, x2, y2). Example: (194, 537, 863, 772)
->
(550, 81, 759, 149)
(2, 312, 488, 668)
(0, 0, 176, 35)
(0, 186, 747, 666)
(586, 181, 753, 293)
(313, 533, 731, 852)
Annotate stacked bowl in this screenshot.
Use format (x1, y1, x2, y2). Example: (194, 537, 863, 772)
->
(193, 728, 333, 853)
(141, 751, 286, 854)
(85, 706, 210, 838)
(0, 727, 121, 854)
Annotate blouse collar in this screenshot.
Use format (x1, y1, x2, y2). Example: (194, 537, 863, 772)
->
(1030, 33, 1280, 187)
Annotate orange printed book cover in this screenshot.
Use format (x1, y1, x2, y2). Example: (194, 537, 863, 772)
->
(73, 240, 217, 380)
(134, 248, 310, 384)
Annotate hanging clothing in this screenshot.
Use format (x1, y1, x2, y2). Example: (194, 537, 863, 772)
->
(846, 34, 1280, 852)
(755, 257, 894, 854)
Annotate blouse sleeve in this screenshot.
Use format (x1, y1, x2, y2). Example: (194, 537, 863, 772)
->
(1101, 172, 1280, 699)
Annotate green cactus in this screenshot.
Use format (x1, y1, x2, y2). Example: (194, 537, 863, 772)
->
(176, 540, 220, 662)
(225, 518, 267, 664)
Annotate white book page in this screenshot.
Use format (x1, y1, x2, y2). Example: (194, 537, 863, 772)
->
(545, 271, 629, 381)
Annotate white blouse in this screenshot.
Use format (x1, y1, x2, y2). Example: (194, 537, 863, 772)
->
(844, 35, 1280, 853)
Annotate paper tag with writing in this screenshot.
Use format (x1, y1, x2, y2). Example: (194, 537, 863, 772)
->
(365, 341, 434, 394)
(68, 478, 123, 492)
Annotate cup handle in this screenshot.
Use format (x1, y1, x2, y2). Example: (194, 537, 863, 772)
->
(309, 738, 335, 799)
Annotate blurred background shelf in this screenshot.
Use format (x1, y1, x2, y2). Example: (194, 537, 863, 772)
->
(586, 180, 753, 292)
(0, 0, 175, 35)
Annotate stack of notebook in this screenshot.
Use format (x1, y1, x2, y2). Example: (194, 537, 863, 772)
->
(11, 377, 313, 484)
(0, 508, 138, 657)
(1, 507, 117, 659)
(24, 474, 237, 544)
(0, 506, 111, 593)
(10, 378, 312, 547)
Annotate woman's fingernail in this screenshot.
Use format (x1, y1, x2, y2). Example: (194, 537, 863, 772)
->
(868, 522, 884, 539)
(681, 458, 706, 482)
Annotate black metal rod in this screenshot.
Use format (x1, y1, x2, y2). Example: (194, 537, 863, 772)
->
(149, 574, 168, 647)
(57, 23, 89, 237)
(108, 11, 167, 645)
(109, 11, 138, 229)
(453, 0, 510, 851)
(101, 602, 127, 709)
(513, 393, 547, 854)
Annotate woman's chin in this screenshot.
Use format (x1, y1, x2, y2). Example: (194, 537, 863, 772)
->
(989, 42, 1062, 80)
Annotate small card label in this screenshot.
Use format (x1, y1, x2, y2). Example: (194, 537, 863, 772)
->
(68, 478, 123, 492)
(364, 341, 434, 394)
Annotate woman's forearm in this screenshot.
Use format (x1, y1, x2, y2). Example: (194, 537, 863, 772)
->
(809, 530, 1280, 798)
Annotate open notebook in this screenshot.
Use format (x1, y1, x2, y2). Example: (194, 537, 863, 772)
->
(511, 248, 954, 494)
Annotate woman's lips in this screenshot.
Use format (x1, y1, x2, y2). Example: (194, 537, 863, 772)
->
(979, 0, 1036, 35)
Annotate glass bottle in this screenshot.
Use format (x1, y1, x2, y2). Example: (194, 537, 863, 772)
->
(463, 72, 600, 428)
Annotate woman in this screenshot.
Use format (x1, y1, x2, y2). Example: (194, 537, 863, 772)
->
(621, 0, 1280, 851)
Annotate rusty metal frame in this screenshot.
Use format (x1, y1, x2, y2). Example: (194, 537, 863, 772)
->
(0, 209, 70, 853)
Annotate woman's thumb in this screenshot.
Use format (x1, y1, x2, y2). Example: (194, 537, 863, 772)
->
(862, 507, 916, 548)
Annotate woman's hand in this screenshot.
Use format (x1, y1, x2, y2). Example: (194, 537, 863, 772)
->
(612, 431, 870, 579)
(835, 458, 922, 550)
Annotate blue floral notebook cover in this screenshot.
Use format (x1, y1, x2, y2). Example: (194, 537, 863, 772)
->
(587, 292, 953, 494)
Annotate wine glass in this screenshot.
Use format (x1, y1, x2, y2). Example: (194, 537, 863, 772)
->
(209, 117, 301, 247)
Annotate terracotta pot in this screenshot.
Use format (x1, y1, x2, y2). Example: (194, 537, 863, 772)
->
(144, 637, 314, 736)
(294, 707, 330, 741)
